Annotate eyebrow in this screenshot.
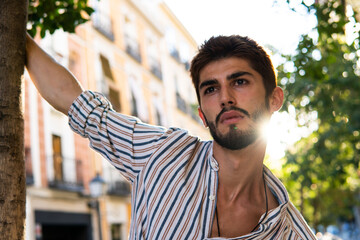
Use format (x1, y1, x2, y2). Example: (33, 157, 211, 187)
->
(199, 79, 218, 90)
(226, 71, 253, 80)
(199, 71, 253, 90)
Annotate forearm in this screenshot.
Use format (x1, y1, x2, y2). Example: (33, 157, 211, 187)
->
(25, 33, 83, 115)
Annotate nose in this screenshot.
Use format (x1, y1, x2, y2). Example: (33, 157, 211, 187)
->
(220, 88, 236, 108)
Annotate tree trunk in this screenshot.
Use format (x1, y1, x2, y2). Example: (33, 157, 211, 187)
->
(0, 0, 27, 239)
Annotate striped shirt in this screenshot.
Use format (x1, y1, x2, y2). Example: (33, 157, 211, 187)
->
(68, 91, 317, 240)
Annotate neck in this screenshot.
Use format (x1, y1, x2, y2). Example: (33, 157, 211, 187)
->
(213, 137, 267, 200)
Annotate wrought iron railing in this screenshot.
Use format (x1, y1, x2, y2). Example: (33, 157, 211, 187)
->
(125, 36, 142, 63)
(176, 92, 187, 113)
(150, 62, 163, 80)
(48, 155, 84, 193)
(176, 92, 202, 123)
(92, 12, 114, 41)
(107, 180, 131, 197)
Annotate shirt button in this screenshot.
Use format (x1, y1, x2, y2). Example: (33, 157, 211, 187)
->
(209, 195, 215, 201)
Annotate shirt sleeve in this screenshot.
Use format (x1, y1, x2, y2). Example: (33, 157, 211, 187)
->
(68, 90, 174, 182)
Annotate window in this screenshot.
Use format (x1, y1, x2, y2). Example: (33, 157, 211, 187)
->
(99, 55, 121, 112)
(131, 92, 138, 117)
(91, 0, 114, 40)
(165, 28, 176, 53)
(152, 96, 164, 126)
(49, 133, 83, 192)
(75, 159, 83, 186)
(180, 43, 191, 70)
(147, 35, 162, 80)
(25, 147, 34, 185)
(124, 15, 141, 62)
(100, 54, 114, 81)
(111, 223, 123, 240)
(52, 135, 63, 182)
(128, 74, 149, 122)
(165, 28, 181, 63)
(155, 108, 162, 126)
(109, 87, 121, 112)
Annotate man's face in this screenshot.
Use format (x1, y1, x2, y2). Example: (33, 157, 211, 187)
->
(198, 57, 272, 150)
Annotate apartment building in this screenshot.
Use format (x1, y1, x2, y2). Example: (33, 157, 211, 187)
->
(24, 0, 210, 239)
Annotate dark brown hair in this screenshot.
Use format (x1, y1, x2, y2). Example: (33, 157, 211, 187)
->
(190, 35, 277, 105)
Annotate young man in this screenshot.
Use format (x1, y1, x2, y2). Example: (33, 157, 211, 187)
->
(26, 34, 317, 239)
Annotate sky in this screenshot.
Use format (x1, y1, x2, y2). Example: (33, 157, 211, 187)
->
(163, 0, 317, 166)
(164, 0, 316, 54)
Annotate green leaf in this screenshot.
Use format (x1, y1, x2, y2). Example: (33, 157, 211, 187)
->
(277, 0, 360, 231)
(27, 0, 96, 38)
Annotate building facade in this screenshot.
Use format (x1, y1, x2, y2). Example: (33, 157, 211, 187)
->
(24, 0, 210, 239)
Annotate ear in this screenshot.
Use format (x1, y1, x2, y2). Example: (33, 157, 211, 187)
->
(198, 107, 208, 127)
(269, 87, 284, 112)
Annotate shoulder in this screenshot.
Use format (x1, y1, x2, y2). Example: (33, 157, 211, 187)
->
(286, 201, 317, 239)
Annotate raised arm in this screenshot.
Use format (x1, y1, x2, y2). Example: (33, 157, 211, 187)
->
(25, 33, 84, 115)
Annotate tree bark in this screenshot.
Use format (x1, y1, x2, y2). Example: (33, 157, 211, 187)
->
(0, 0, 27, 239)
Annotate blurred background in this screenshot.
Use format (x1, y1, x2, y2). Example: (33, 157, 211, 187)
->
(24, 0, 360, 239)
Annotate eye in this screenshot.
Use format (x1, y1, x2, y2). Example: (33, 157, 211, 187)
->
(204, 86, 216, 94)
(234, 79, 247, 85)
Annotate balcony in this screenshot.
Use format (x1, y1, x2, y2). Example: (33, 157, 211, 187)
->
(107, 180, 131, 197)
(92, 12, 114, 41)
(176, 92, 202, 123)
(176, 92, 187, 113)
(124, 34, 142, 63)
(150, 59, 163, 80)
(170, 48, 181, 63)
(125, 44, 142, 63)
(48, 179, 84, 192)
(170, 48, 191, 71)
(48, 156, 84, 193)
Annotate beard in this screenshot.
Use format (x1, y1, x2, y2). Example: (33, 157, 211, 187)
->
(204, 104, 268, 151)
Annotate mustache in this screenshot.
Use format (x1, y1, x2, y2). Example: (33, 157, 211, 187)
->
(215, 106, 250, 124)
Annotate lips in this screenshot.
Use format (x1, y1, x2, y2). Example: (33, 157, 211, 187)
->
(219, 110, 245, 124)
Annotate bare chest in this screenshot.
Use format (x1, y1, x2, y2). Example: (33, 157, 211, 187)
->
(210, 203, 265, 238)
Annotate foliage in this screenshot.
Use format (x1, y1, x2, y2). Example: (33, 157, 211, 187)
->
(27, 0, 95, 38)
(278, 0, 360, 230)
